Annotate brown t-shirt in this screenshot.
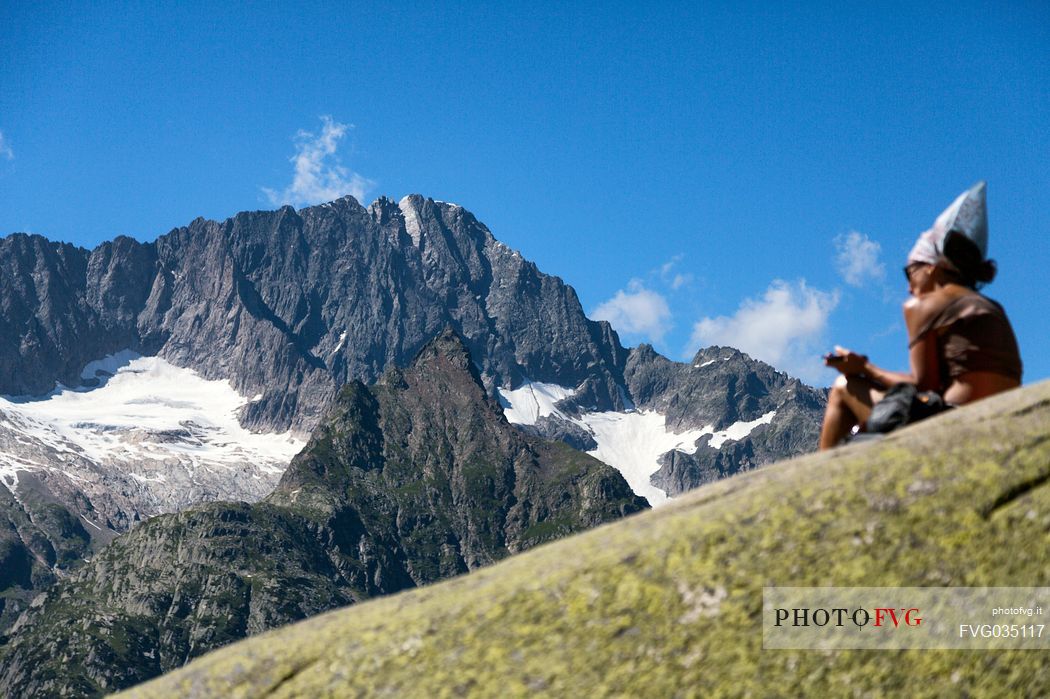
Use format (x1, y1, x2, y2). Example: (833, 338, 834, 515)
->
(908, 293, 1023, 383)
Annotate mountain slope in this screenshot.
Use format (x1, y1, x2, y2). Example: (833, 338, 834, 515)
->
(499, 343, 826, 502)
(0, 353, 304, 633)
(119, 381, 1050, 698)
(0, 330, 645, 697)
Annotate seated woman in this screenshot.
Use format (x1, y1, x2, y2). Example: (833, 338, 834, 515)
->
(819, 182, 1022, 450)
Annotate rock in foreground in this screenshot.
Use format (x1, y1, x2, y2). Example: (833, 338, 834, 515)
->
(123, 380, 1050, 698)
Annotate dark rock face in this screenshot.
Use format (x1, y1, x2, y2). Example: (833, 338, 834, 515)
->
(0, 234, 156, 394)
(0, 331, 646, 698)
(0, 477, 97, 634)
(625, 344, 827, 496)
(516, 415, 599, 452)
(0, 196, 629, 433)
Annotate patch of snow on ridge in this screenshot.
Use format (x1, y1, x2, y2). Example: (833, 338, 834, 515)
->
(498, 378, 778, 508)
(0, 462, 25, 501)
(707, 410, 776, 449)
(80, 349, 141, 382)
(331, 331, 348, 357)
(580, 411, 711, 507)
(1, 354, 303, 467)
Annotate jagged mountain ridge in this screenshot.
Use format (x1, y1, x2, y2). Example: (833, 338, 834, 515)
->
(0, 330, 646, 697)
(0, 194, 823, 443)
(0, 195, 629, 434)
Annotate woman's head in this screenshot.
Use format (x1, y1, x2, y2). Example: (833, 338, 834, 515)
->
(904, 233, 996, 294)
(907, 181, 994, 291)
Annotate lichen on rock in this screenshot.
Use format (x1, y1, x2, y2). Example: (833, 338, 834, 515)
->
(121, 381, 1050, 698)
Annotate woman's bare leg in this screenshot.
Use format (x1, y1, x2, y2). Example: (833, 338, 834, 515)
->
(818, 375, 885, 450)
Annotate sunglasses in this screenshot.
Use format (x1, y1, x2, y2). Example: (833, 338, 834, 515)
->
(903, 263, 926, 281)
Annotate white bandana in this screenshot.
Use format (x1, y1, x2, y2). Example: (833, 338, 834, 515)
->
(907, 181, 988, 265)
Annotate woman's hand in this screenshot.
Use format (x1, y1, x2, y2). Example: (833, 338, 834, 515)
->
(824, 346, 868, 376)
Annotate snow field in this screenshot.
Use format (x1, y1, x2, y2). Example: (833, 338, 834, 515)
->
(0, 352, 304, 494)
(497, 380, 776, 507)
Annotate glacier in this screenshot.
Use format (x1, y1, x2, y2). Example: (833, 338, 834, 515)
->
(498, 379, 776, 507)
(0, 351, 304, 525)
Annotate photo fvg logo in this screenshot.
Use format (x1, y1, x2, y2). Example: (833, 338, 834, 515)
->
(774, 607, 923, 629)
(765, 588, 1049, 650)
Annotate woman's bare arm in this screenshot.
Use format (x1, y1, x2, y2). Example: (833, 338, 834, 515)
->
(827, 346, 913, 388)
(903, 295, 941, 392)
(860, 359, 914, 388)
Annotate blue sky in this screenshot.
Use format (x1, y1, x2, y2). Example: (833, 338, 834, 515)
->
(2, 1, 1047, 386)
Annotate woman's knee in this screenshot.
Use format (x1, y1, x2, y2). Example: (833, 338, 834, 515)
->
(830, 374, 851, 399)
(830, 373, 877, 407)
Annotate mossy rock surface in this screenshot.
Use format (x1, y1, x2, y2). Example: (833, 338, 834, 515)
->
(122, 381, 1050, 698)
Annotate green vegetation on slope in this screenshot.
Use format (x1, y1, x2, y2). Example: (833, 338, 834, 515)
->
(123, 381, 1050, 698)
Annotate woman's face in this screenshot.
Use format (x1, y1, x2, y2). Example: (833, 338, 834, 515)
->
(904, 262, 935, 296)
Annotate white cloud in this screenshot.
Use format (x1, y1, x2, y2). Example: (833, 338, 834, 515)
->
(262, 116, 373, 207)
(658, 255, 693, 290)
(660, 257, 680, 277)
(834, 230, 885, 287)
(592, 279, 673, 344)
(688, 279, 839, 383)
(0, 130, 13, 160)
(671, 273, 692, 290)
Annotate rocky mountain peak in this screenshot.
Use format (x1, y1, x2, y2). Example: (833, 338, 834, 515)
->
(398, 326, 484, 385)
(327, 193, 365, 208)
(690, 344, 748, 366)
(0, 195, 635, 432)
(365, 195, 399, 221)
